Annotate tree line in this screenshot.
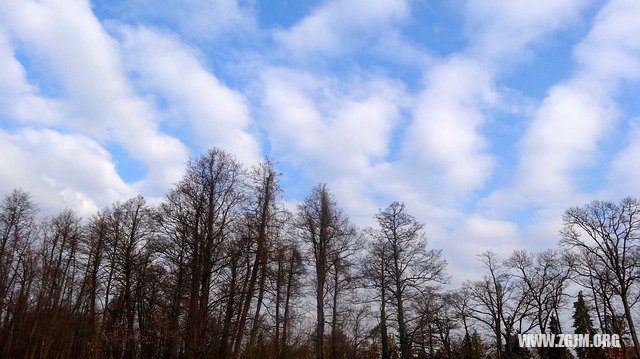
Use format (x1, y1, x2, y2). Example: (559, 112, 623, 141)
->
(0, 148, 639, 359)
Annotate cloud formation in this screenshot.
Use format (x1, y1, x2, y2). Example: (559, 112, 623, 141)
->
(0, 0, 639, 278)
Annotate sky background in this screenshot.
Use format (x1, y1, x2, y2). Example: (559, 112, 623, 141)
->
(1, 0, 640, 280)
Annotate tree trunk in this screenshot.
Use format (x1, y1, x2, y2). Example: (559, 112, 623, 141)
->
(247, 259, 268, 354)
(621, 290, 640, 356)
(380, 284, 390, 359)
(316, 263, 326, 359)
(331, 262, 339, 359)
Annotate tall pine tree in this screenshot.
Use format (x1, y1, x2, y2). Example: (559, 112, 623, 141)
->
(572, 291, 604, 359)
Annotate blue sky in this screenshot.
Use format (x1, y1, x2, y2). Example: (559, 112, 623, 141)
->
(1, 0, 639, 279)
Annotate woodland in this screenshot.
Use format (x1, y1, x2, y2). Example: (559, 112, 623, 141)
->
(1, 148, 639, 359)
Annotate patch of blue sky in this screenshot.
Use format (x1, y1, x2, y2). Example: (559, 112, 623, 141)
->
(0, 117, 21, 131)
(479, 113, 525, 186)
(498, 29, 585, 101)
(404, 0, 467, 58)
(316, 47, 427, 93)
(383, 107, 412, 163)
(274, 160, 314, 201)
(11, 49, 65, 100)
(105, 141, 147, 183)
(616, 81, 640, 122)
(256, 0, 322, 29)
(91, 1, 182, 33)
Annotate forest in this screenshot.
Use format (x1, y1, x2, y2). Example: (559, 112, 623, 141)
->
(0, 148, 639, 359)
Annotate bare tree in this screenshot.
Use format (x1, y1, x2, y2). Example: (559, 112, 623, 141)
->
(465, 251, 533, 359)
(327, 219, 359, 359)
(233, 159, 283, 358)
(506, 249, 573, 359)
(31, 209, 82, 357)
(0, 189, 38, 357)
(362, 234, 392, 359)
(297, 184, 353, 359)
(82, 209, 109, 341)
(110, 196, 155, 357)
(450, 289, 476, 359)
(374, 202, 447, 359)
(159, 148, 245, 358)
(560, 198, 640, 355)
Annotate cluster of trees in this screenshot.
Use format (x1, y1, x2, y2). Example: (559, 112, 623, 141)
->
(0, 148, 639, 359)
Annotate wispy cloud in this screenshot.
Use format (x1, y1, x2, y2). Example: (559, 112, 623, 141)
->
(0, 0, 188, 198)
(116, 25, 261, 164)
(0, 0, 639, 278)
(486, 0, 640, 213)
(273, 0, 409, 57)
(0, 128, 131, 216)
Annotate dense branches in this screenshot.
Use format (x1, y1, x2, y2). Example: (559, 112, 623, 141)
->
(561, 198, 640, 356)
(0, 149, 638, 359)
(296, 184, 355, 359)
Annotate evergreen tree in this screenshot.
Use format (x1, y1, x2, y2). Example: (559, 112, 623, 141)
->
(572, 291, 604, 359)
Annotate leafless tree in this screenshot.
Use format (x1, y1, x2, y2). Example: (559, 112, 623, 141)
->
(233, 159, 283, 358)
(158, 148, 245, 358)
(373, 202, 447, 359)
(506, 249, 573, 358)
(450, 289, 476, 359)
(560, 198, 640, 355)
(296, 184, 354, 359)
(0, 189, 38, 357)
(465, 251, 533, 359)
(362, 234, 392, 359)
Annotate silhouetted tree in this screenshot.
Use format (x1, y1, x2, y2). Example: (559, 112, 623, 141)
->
(573, 291, 604, 359)
(561, 198, 640, 356)
(297, 184, 354, 359)
(374, 202, 447, 359)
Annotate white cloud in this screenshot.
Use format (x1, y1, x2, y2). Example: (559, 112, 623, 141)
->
(260, 67, 405, 220)
(609, 118, 640, 197)
(0, 0, 189, 195)
(274, 0, 408, 57)
(0, 128, 131, 217)
(443, 214, 523, 284)
(573, 0, 640, 83)
(465, 0, 591, 60)
(116, 25, 261, 165)
(108, 0, 255, 42)
(398, 0, 590, 206)
(0, 27, 62, 125)
(402, 56, 497, 200)
(518, 85, 614, 201)
(480, 0, 640, 259)
(486, 0, 640, 214)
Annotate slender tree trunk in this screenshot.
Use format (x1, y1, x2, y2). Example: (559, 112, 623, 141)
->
(396, 291, 410, 359)
(274, 253, 283, 358)
(380, 284, 390, 359)
(247, 259, 268, 353)
(462, 317, 472, 359)
(186, 238, 202, 359)
(316, 262, 326, 359)
(282, 251, 296, 359)
(219, 258, 239, 358)
(233, 171, 272, 359)
(331, 263, 339, 359)
(621, 290, 640, 356)
(233, 253, 260, 357)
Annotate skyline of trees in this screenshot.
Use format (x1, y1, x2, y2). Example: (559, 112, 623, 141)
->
(0, 147, 639, 359)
